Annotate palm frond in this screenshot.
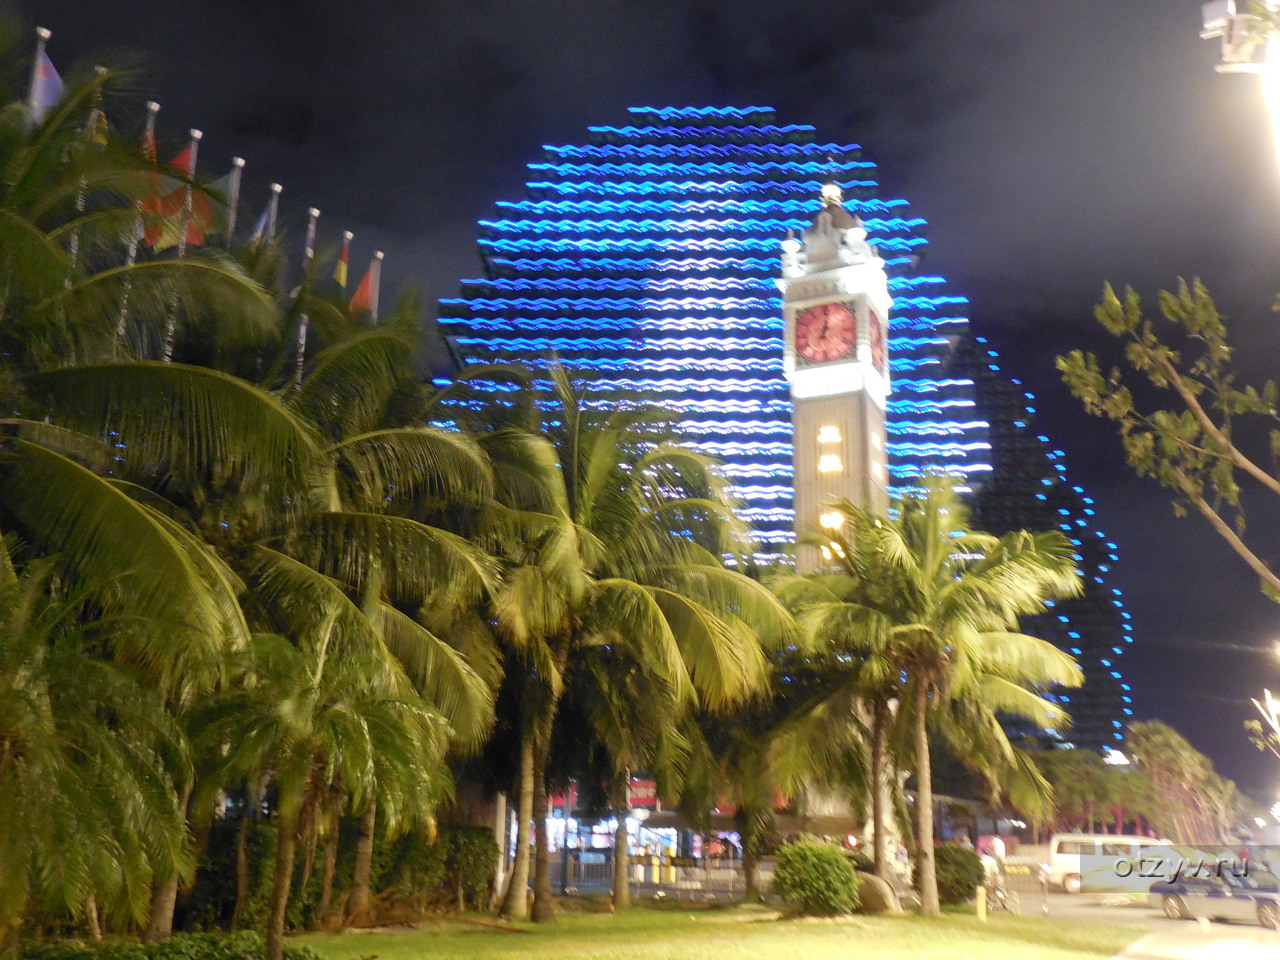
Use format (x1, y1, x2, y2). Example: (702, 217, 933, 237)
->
(0, 438, 242, 684)
(28, 362, 321, 488)
(378, 602, 494, 750)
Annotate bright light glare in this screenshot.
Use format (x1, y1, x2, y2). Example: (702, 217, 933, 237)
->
(819, 511, 844, 530)
(1264, 38, 1280, 175)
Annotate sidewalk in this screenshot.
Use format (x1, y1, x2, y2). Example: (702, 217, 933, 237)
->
(1113, 924, 1280, 960)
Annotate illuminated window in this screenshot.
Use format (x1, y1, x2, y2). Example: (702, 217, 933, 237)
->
(819, 511, 844, 530)
(871, 432, 882, 450)
(818, 454, 843, 473)
(817, 425, 842, 444)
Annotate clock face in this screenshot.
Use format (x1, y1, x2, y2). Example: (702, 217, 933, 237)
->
(868, 310, 886, 375)
(794, 302, 856, 364)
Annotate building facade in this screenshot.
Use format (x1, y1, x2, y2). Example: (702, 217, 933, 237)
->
(436, 105, 1129, 750)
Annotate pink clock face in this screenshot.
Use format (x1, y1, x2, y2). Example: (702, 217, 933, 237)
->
(794, 302, 856, 364)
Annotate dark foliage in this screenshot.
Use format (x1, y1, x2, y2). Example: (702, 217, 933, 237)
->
(912, 842, 985, 906)
(16, 932, 321, 960)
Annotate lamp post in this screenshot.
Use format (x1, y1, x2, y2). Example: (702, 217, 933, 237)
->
(1202, 1, 1280, 166)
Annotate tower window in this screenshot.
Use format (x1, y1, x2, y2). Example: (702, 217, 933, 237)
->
(818, 454, 843, 474)
(817, 426, 842, 444)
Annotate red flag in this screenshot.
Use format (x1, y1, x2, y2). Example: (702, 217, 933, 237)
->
(142, 143, 212, 250)
(348, 262, 374, 313)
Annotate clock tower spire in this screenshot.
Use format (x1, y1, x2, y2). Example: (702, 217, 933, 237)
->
(778, 181, 891, 569)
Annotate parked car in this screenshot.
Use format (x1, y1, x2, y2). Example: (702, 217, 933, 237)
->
(1149, 868, 1280, 929)
(1046, 833, 1168, 894)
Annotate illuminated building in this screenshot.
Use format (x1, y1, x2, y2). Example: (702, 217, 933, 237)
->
(437, 106, 989, 559)
(437, 105, 1127, 748)
(953, 336, 1133, 752)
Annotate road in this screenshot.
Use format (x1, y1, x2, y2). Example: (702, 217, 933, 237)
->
(1021, 893, 1280, 958)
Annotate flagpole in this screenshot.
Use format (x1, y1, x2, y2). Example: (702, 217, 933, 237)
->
(67, 65, 108, 283)
(115, 100, 160, 353)
(267, 182, 282, 240)
(294, 206, 320, 385)
(225, 157, 245, 244)
(162, 128, 202, 363)
(27, 27, 51, 117)
(371, 250, 384, 322)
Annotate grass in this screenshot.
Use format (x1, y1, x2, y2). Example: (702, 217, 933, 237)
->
(294, 901, 1148, 960)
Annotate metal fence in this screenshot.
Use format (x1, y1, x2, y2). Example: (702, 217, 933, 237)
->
(548, 857, 769, 900)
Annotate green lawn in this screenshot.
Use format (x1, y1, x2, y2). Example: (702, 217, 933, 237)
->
(295, 903, 1147, 960)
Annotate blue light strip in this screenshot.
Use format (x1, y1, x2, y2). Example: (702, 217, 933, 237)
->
(480, 216, 925, 234)
(476, 236, 928, 253)
(498, 196, 911, 214)
(526, 179, 878, 196)
(625, 106, 775, 119)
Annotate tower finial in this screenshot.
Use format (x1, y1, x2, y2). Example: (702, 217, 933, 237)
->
(819, 174, 842, 207)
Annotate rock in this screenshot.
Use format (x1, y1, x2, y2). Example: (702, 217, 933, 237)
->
(855, 872, 903, 915)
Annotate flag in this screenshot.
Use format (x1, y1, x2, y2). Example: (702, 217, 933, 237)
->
(204, 167, 240, 240)
(84, 107, 109, 148)
(143, 142, 211, 250)
(333, 233, 350, 289)
(348, 262, 374, 313)
(30, 50, 63, 124)
(249, 203, 270, 246)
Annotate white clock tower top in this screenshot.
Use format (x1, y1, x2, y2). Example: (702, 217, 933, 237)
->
(777, 182, 892, 405)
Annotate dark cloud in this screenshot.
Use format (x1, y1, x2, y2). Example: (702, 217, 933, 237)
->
(29, 0, 1280, 792)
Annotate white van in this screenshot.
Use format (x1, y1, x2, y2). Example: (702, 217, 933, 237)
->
(1047, 833, 1168, 893)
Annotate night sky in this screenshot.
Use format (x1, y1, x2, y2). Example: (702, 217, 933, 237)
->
(28, 0, 1280, 798)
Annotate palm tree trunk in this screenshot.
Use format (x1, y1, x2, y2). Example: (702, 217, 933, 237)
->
(742, 814, 761, 901)
(914, 682, 939, 917)
(871, 700, 889, 883)
(348, 795, 377, 924)
(499, 731, 534, 920)
(84, 896, 102, 941)
(531, 740, 554, 923)
(611, 776, 630, 910)
(316, 829, 338, 928)
(266, 809, 299, 960)
(232, 809, 251, 930)
(145, 874, 181, 941)
(144, 782, 192, 942)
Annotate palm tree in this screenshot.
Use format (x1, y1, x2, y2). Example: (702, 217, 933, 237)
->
(197, 626, 450, 960)
(0, 59, 498, 941)
(776, 479, 1083, 915)
(462, 367, 792, 921)
(0, 536, 190, 944)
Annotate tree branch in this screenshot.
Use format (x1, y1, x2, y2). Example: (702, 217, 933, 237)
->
(1174, 468, 1280, 595)
(1160, 358, 1280, 498)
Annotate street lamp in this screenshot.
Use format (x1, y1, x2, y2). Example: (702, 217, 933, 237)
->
(1201, 1, 1280, 167)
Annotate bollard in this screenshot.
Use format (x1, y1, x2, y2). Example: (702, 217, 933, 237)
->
(976, 884, 986, 922)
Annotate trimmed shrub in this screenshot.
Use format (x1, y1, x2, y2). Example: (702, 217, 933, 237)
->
(912, 842, 986, 906)
(17, 932, 321, 960)
(772, 838, 862, 916)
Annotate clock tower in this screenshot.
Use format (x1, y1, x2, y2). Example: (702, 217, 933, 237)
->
(778, 183, 892, 569)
